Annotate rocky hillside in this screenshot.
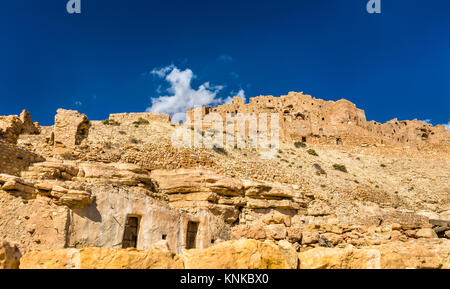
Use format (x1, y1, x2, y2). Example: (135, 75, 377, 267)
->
(0, 92, 449, 269)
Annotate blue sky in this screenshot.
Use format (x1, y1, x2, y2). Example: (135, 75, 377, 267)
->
(1, 0, 449, 126)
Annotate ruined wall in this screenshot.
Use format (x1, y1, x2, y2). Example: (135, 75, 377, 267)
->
(185, 107, 211, 123)
(0, 141, 45, 176)
(19, 110, 40, 135)
(0, 110, 40, 144)
(53, 109, 90, 148)
(186, 91, 450, 147)
(0, 116, 23, 144)
(109, 113, 171, 124)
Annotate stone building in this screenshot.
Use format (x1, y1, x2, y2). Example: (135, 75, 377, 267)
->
(186, 91, 450, 147)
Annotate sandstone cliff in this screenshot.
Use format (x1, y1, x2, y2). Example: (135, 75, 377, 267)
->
(0, 92, 449, 269)
(16, 238, 450, 269)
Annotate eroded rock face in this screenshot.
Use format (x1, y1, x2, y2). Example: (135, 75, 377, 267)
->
(0, 190, 70, 254)
(150, 168, 305, 225)
(19, 110, 40, 135)
(0, 241, 21, 269)
(0, 110, 40, 144)
(18, 239, 298, 269)
(277, 240, 298, 269)
(298, 239, 450, 269)
(15, 238, 450, 269)
(180, 239, 290, 269)
(54, 109, 89, 148)
(19, 247, 183, 269)
(0, 171, 94, 209)
(151, 168, 243, 195)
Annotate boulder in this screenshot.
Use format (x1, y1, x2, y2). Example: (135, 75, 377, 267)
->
(415, 228, 438, 239)
(19, 110, 40, 135)
(0, 241, 21, 269)
(277, 240, 298, 269)
(298, 239, 450, 269)
(287, 226, 302, 242)
(180, 239, 290, 269)
(58, 190, 94, 209)
(230, 225, 266, 240)
(298, 246, 381, 269)
(0, 174, 36, 197)
(301, 230, 320, 245)
(19, 247, 183, 269)
(321, 233, 342, 246)
(264, 224, 287, 240)
(151, 168, 244, 196)
(263, 212, 291, 226)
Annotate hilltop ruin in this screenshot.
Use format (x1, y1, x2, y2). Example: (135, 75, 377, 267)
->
(187, 91, 450, 147)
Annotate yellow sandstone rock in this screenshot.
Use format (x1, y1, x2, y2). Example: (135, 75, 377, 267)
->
(0, 242, 21, 269)
(298, 239, 450, 269)
(19, 247, 183, 269)
(180, 239, 290, 269)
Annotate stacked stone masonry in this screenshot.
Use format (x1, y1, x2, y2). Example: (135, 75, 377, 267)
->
(0, 141, 45, 176)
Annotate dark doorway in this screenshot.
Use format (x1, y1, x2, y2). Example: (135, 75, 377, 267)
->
(122, 216, 140, 249)
(186, 221, 199, 249)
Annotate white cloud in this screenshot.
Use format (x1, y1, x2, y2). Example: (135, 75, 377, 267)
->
(236, 89, 245, 99)
(223, 96, 233, 104)
(147, 66, 225, 123)
(151, 64, 175, 78)
(224, 89, 245, 105)
(418, 119, 450, 130)
(74, 101, 82, 107)
(444, 120, 450, 130)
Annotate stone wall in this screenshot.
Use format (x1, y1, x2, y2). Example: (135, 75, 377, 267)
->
(0, 141, 44, 176)
(0, 110, 40, 144)
(185, 91, 450, 147)
(53, 109, 90, 148)
(109, 113, 171, 124)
